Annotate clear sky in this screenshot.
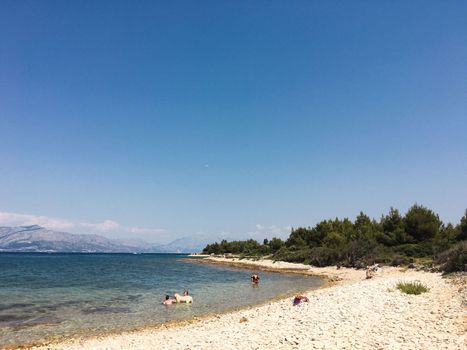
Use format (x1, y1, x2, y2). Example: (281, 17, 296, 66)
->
(1, 1, 466, 243)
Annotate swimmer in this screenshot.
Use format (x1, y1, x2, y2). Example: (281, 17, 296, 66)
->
(163, 295, 176, 305)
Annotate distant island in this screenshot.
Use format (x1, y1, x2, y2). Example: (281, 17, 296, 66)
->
(202, 204, 466, 273)
(0, 225, 213, 253)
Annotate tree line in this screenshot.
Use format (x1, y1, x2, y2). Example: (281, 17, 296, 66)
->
(202, 204, 467, 271)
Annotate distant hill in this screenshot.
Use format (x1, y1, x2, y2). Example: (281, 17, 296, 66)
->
(0, 225, 158, 253)
(0, 225, 219, 253)
(155, 234, 225, 253)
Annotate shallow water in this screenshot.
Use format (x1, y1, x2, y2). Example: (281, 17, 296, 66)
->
(0, 253, 324, 348)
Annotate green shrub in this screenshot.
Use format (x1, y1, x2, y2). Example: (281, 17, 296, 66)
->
(435, 241, 467, 272)
(340, 238, 377, 266)
(273, 247, 311, 264)
(390, 255, 412, 266)
(396, 281, 429, 295)
(394, 243, 433, 257)
(365, 245, 395, 265)
(339, 239, 394, 267)
(413, 257, 432, 266)
(309, 247, 339, 267)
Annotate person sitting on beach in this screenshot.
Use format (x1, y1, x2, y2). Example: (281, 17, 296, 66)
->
(365, 264, 379, 279)
(163, 295, 176, 305)
(293, 295, 309, 306)
(251, 274, 260, 284)
(183, 290, 189, 296)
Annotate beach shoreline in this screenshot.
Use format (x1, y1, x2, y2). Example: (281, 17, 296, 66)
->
(6, 257, 326, 350)
(21, 258, 467, 350)
(186, 256, 360, 283)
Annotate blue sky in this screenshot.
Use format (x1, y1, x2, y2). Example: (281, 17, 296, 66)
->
(1, 1, 466, 243)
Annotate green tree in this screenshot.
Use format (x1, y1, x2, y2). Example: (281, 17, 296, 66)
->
(322, 231, 345, 249)
(335, 218, 355, 241)
(433, 223, 458, 255)
(382, 208, 404, 233)
(202, 242, 220, 254)
(379, 207, 408, 245)
(457, 210, 467, 241)
(354, 212, 372, 233)
(310, 221, 334, 246)
(286, 227, 312, 249)
(404, 204, 441, 242)
(202, 204, 458, 270)
(243, 239, 261, 254)
(219, 239, 229, 253)
(268, 237, 285, 253)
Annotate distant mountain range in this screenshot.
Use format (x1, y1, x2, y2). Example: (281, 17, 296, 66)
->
(0, 225, 216, 253)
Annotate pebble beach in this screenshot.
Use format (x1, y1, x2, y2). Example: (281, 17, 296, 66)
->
(28, 257, 466, 350)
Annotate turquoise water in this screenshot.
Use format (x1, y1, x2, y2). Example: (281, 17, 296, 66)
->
(0, 253, 323, 348)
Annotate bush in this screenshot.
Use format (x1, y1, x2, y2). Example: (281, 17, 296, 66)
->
(435, 241, 467, 272)
(390, 255, 412, 266)
(396, 281, 429, 295)
(341, 238, 377, 266)
(365, 245, 395, 265)
(308, 247, 339, 267)
(393, 243, 433, 257)
(273, 247, 311, 264)
(339, 239, 393, 267)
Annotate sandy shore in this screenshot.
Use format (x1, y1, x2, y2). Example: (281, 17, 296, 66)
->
(28, 257, 465, 350)
(188, 257, 366, 283)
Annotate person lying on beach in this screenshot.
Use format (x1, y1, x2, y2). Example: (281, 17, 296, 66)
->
(163, 295, 176, 305)
(251, 274, 260, 284)
(293, 295, 309, 306)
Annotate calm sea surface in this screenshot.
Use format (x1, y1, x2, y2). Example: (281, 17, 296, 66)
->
(0, 253, 323, 348)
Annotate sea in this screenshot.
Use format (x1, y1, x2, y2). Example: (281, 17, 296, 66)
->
(0, 253, 324, 348)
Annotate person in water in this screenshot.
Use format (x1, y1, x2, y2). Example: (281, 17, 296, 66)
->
(293, 295, 309, 306)
(251, 274, 260, 284)
(163, 295, 176, 305)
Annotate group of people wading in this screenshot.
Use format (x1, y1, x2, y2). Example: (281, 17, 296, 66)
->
(163, 273, 310, 307)
(163, 274, 262, 305)
(163, 290, 193, 305)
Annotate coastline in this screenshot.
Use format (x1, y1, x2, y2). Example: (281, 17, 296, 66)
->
(24, 258, 466, 350)
(187, 256, 362, 283)
(7, 257, 325, 350)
